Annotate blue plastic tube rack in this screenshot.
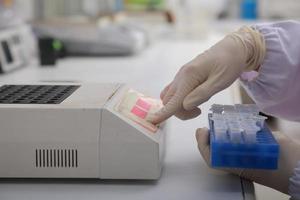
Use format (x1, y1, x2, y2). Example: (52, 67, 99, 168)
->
(208, 104, 279, 169)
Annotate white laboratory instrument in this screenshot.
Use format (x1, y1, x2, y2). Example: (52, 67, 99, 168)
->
(0, 24, 37, 73)
(33, 20, 148, 56)
(0, 83, 166, 180)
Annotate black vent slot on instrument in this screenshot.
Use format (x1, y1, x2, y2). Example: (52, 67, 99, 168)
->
(0, 85, 79, 104)
(35, 149, 78, 168)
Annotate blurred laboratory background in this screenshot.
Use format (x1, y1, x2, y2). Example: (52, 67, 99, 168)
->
(2, 0, 300, 61)
(0, 0, 299, 200)
(2, 0, 300, 62)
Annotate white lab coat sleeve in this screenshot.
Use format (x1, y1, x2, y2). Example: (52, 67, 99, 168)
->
(240, 20, 300, 121)
(289, 161, 300, 199)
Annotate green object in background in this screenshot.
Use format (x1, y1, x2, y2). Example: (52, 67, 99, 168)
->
(52, 39, 63, 51)
(125, 0, 165, 10)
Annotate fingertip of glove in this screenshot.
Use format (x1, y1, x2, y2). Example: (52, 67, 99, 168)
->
(147, 106, 170, 125)
(196, 128, 209, 144)
(147, 113, 163, 125)
(195, 130, 200, 141)
(196, 128, 211, 166)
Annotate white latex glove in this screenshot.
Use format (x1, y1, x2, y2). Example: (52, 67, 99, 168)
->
(196, 128, 300, 194)
(149, 27, 265, 124)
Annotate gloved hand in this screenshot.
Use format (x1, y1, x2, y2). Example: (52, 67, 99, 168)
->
(149, 27, 265, 124)
(196, 128, 300, 194)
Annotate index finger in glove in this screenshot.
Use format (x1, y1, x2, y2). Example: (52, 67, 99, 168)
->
(149, 90, 184, 124)
(160, 82, 172, 101)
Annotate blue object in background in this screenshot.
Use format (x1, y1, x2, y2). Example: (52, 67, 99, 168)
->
(115, 0, 124, 12)
(208, 111, 279, 170)
(240, 0, 257, 19)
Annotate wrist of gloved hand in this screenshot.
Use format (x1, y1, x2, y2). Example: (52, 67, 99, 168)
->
(196, 128, 300, 195)
(149, 26, 266, 125)
(232, 26, 266, 72)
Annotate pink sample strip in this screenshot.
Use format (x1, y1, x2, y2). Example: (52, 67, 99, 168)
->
(131, 106, 147, 119)
(136, 98, 151, 111)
